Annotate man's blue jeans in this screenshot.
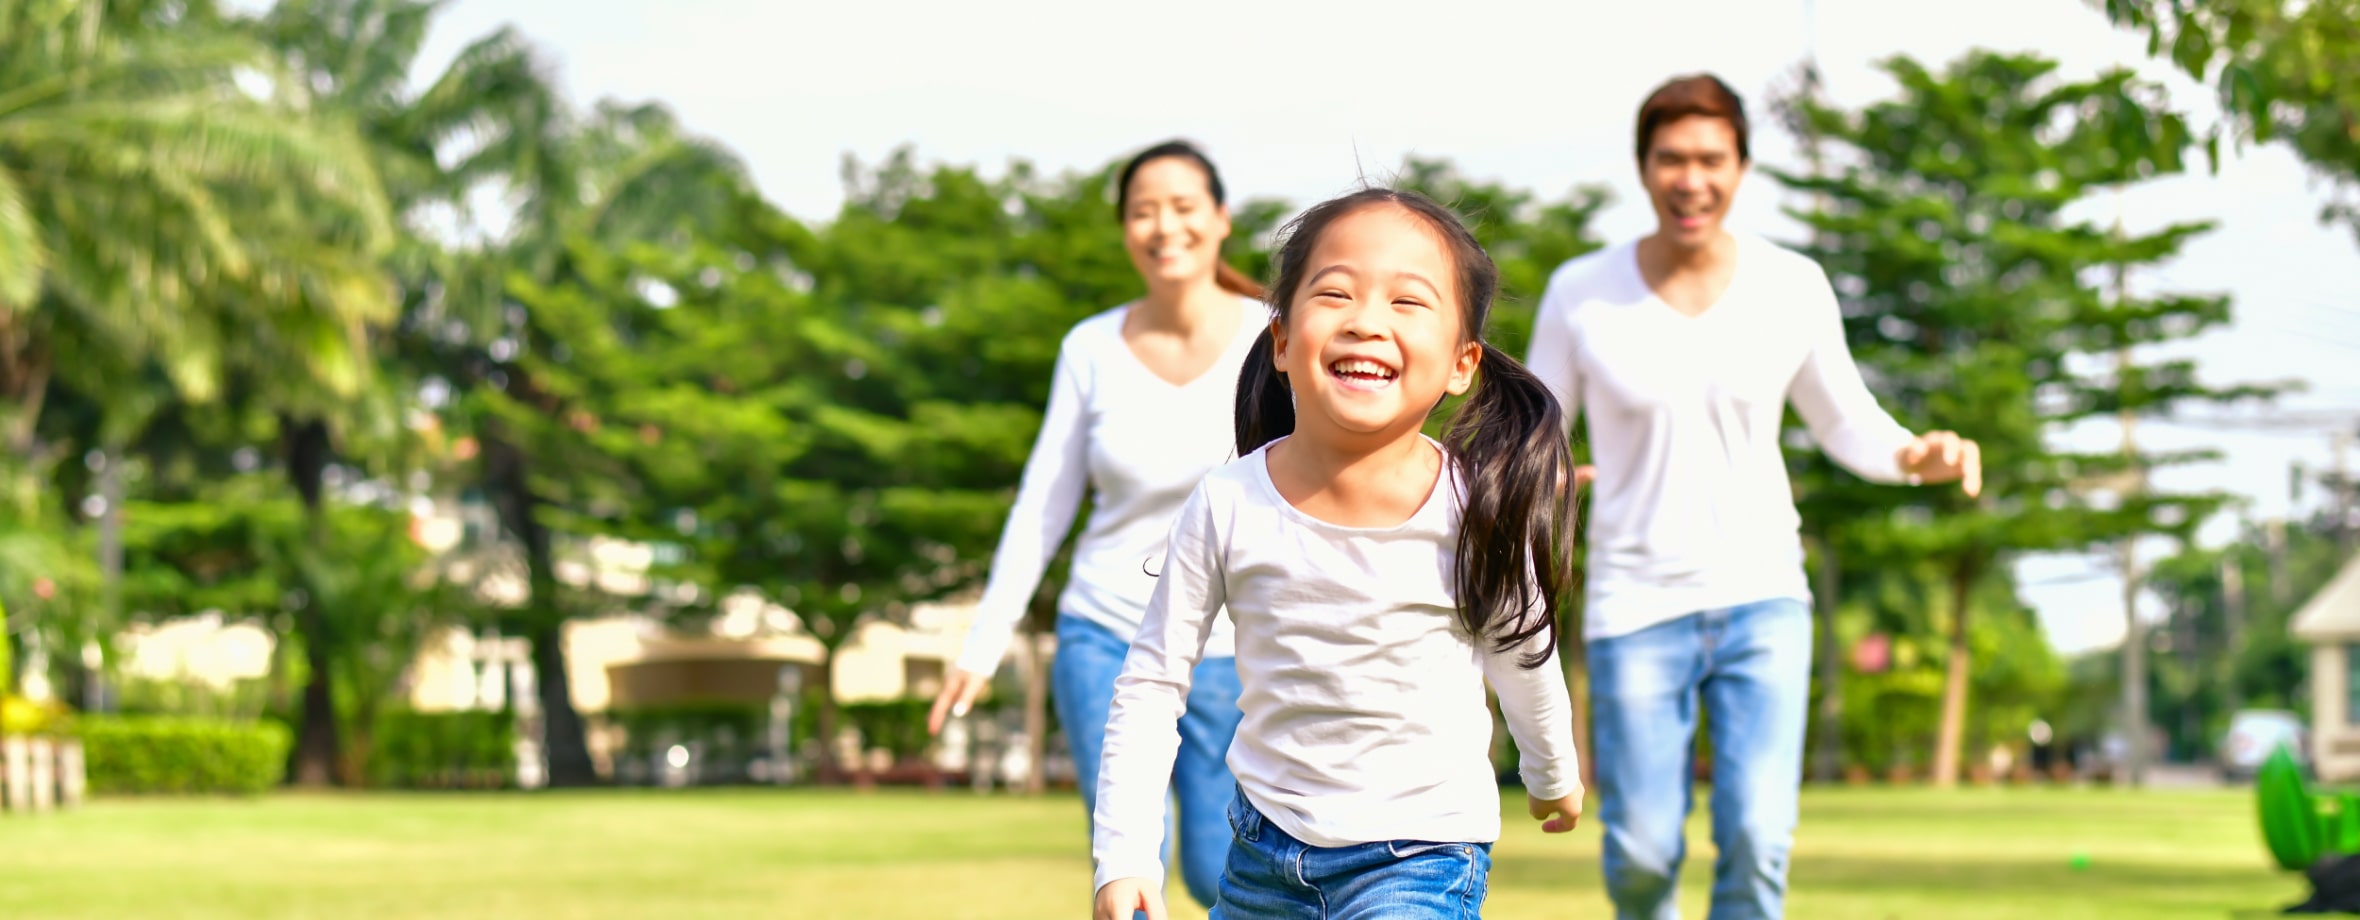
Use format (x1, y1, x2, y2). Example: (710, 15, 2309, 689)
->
(1053, 613, 1242, 909)
(1589, 597, 1813, 920)
(1209, 785, 1492, 919)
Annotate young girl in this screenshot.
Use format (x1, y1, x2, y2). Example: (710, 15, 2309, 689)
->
(1091, 188, 1584, 920)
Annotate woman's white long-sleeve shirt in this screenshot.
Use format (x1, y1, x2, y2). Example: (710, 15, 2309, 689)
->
(1090, 442, 1582, 892)
(954, 300, 1267, 676)
(1525, 234, 1916, 640)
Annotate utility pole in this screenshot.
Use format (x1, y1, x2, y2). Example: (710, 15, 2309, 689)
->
(2222, 553, 2246, 716)
(2336, 430, 2355, 558)
(2112, 206, 2151, 789)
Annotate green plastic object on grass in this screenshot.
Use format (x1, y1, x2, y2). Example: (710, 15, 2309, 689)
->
(2258, 745, 2360, 872)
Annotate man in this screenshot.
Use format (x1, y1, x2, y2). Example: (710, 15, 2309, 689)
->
(1525, 74, 1983, 920)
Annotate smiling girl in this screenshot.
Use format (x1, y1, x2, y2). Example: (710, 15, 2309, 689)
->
(1090, 188, 1584, 919)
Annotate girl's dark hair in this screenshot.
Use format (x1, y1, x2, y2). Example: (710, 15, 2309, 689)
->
(1234, 188, 1574, 668)
(1116, 140, 1264, 299)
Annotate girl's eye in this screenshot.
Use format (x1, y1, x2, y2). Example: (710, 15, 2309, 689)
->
(1394, 298, 1427, 309)
(1314, 290, 1349, 301)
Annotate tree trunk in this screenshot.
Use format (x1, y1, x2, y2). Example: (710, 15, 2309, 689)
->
(526, 613, 595, 785)
(282, 415, 342, 788)
(1930, 562, 1976, 790)
(1808, 533, 1844, 784)
(1023, 628, 1049, 795)
(0, 316, 51, 458)
(480, 431, 598, 786)
(813, 652, 842, 782)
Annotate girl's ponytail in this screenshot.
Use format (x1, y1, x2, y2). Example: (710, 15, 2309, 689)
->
(1234, 323, 1292, 455)
(1446, 341, 1575, 669)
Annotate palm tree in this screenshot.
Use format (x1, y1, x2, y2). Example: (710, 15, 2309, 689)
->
(0, 0, 393, 717)
(246, 0, 562, 786)
(0, 0, 393, 460)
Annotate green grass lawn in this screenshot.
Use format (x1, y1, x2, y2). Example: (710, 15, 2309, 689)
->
(0, 785, 2299, 918)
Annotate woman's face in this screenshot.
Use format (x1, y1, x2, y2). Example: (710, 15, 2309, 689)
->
(1122, 157, 1233, 289)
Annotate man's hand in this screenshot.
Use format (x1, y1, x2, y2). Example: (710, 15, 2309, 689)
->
(1528, 791, 1583, 833)
(1897, 431, 1983, 498)
(1094, 878, 1166, 920)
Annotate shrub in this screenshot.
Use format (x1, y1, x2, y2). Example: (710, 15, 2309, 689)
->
(366, 710, 516, 789)
(841, 698, 932, 761)
(78, 716, 290, 795)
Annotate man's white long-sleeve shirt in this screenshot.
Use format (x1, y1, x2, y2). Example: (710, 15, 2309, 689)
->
(1526, 234, 1915, 639)
(1090, 441, 1581, 892)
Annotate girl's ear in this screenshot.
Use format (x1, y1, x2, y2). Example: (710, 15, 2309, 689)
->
(1269, 318, 1289, 371)
(1445, 339, 1482, 396)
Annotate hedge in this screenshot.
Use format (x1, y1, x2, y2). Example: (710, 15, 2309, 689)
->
(366, 710, 517, 789)
(78, 716, 290, 795)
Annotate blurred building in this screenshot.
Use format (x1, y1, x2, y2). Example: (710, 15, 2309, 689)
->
(2292, 553, 2360, 780)
(401, 491, 982, 781)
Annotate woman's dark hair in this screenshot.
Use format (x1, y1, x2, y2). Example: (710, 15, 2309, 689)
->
(1234, 188, 1574, 668)
(1116, 140, 1264, 299)
(1635, 73, 1750, 163)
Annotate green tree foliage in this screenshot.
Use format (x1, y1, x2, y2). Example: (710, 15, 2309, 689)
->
(494, 148, 1287, 774)
(242, 0, 560, 786)
(1777, 51, 2275, 785)
(0, 0, 393, 712)
(2141, 506, 2348, 757)
(2101, 0, 2360, 239)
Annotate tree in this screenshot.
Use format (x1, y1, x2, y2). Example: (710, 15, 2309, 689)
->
(2142, 503, 2348, 756)
(1777, 51, 2276, 787)
(2100, 0, 2360, 240)
(0, 2, 394, 729)
(0, 0, 392, 459)
(438, 100, 747, 786)
(244, 0, 559, 786)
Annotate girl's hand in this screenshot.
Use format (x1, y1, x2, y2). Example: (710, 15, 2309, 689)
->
(1094, 879, 1166, 920)
(1573, 465, 1596, 488)
(1528, 791, 1583, 833)
(926, 667, 990, 735)
(1896, 431, 1983, 498)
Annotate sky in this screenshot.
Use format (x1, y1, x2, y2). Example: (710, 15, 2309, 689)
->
(412, 0, 2360, 655)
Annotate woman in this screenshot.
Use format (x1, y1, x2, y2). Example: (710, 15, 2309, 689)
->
(927, 140, 1265, 910)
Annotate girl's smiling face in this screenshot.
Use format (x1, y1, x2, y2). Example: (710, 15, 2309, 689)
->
(1270, 202, 1481, 445)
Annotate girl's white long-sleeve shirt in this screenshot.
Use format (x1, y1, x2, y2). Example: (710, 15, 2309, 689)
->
(1524, 234, 1916, 640)
(954, 300, 1267, 676)
(1090, 441, 1582, 893)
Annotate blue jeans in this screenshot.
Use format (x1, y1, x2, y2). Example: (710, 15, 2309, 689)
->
(1589, 597, 1813, 920)
(1052, 614, 1242, 910)
(1210, 786, 1492, 919)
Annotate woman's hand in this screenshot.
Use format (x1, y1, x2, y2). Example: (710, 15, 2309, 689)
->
(1095, 879, 1166, 920)
(926, 667, 991, 735)
(1897, 431, 1983, 498)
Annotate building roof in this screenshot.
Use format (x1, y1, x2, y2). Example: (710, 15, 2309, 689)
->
(2292, 553, 2360, 641)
